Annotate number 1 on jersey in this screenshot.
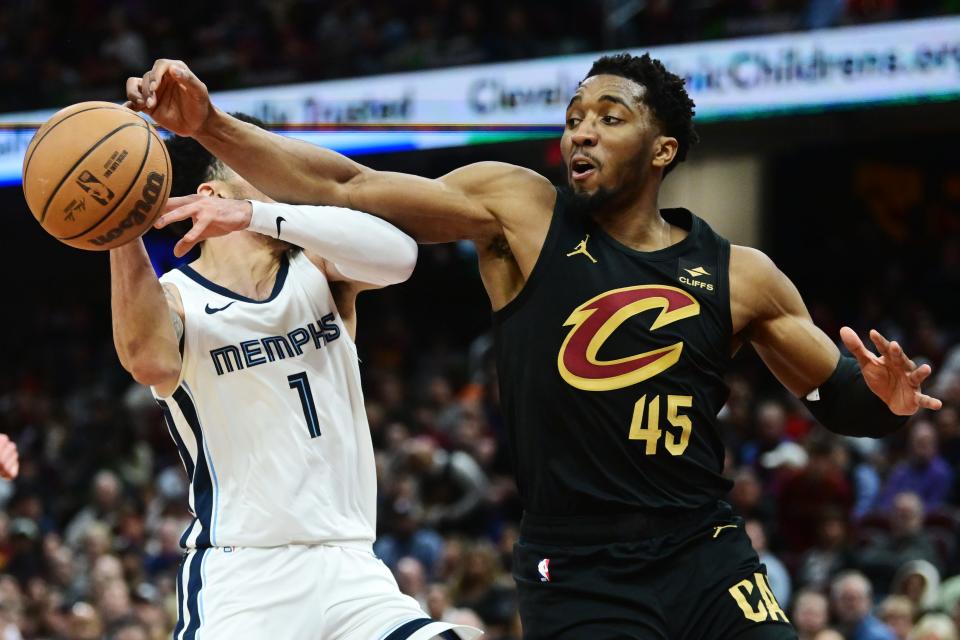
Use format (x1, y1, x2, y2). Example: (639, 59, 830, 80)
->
(288, 372, 321, 438)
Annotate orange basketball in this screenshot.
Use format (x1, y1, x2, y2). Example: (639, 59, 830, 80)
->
(22, 101, 171, 251)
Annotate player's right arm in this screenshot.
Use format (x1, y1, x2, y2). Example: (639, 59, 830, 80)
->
(110, 240, 183, 397)
(126, 59, 554, 244)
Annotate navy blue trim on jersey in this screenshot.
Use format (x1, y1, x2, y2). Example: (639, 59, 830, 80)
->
(182, 548, 209, 639)
(177, 254, 289, 303)
(173, 553, 187, 639)
(157, 399, 195, 480)
(383, 619, 459, 640)
(172, 387, 215, 547)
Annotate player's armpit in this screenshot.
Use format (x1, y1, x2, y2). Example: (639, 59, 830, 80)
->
(731, 246, 839, 397)
(162, 283, 185, 342)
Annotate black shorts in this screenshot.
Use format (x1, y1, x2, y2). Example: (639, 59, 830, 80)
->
(512, 504, 797, 640)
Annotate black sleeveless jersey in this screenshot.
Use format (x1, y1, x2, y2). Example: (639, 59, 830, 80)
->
(493, 189, 735, 516)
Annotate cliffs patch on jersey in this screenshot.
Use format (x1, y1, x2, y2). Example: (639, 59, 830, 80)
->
(209, 313, 341, 376)
(557, 285, 700, 392)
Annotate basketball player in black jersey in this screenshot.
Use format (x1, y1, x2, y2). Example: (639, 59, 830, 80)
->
(128, 54, 941, 639)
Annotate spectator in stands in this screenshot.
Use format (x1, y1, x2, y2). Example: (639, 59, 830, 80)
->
(64, 471, 124, 549)
(729, 467, 776, 525)
(877, 420, 953, 512)
(794, 589, 831, 640)
(795, 509, 856, 592)
(449, 542, 515, 636)
(746, 518, 792, 606)
(891, 560, 942, 614)
(395, 556, 429, 610)
(831, 570, 897, 640)
(908, 613, 959, 640)
(778, 437, 854, 552)
(404, 437, 489, 534)
(374, 473, 445, 577)
(740, 400, 789, 470)
(859, 492, 940, 594)
(0, 436, 18, 481)
(879, 595, 918, 640)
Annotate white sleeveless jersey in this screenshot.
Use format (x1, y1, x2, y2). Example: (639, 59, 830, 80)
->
(153, 251, 376, 550)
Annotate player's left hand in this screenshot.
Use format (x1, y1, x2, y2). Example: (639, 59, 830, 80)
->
(155, 194, 253, 257)
(840, 326, 943, 416)
(0, 434, 19, 480)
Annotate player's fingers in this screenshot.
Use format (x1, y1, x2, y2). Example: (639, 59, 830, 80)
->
(144, 59, 175, 109)
(0, 451, 15, 471)
(174, 220, 208, 257)
(126, 77, 145, 107)
(868, 329, 892, 354)
(159, 195, 204, 217)
(885, 341, 913, 372)
(840, 327, 876, 367)
(155, 203, 200, 228)
(908, 364, 933, 387)
(918, 393, 944, 411)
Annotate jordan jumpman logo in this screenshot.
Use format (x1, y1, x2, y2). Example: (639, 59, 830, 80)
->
(566, 235, 598, 264)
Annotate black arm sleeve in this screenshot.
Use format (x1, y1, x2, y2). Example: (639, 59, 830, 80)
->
(801, 355, 909, 438)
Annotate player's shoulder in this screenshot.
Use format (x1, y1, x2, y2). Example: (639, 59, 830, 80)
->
(729, 244, 780, 283)
(443, 162, 554, 204)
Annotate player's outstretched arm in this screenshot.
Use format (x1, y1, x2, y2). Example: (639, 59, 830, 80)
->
(155, 195, 419, 287)
(127, 59, 553, 243)
(110, 240, 183, 396)
(731, 246, 941, 438)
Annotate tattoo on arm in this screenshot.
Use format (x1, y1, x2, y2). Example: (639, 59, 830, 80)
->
(163, 287, 184, 341)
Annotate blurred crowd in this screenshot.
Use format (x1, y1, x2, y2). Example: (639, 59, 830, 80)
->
(0, 229, 956, 639)
(1, 0, 958, 112)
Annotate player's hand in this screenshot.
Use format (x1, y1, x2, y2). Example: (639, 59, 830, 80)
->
(155, 195, 253, 257)
(0, 434, 19, 480)
(125, 59, 211, 137)
(840, 326, 943, 416)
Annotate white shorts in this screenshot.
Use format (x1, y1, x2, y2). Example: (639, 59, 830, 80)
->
(172, 544, 482, 640)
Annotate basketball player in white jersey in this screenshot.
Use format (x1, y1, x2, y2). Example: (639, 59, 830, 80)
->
(109, 117, 481, 640)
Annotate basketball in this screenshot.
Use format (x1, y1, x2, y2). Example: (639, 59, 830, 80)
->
(21, 101, 171, 251)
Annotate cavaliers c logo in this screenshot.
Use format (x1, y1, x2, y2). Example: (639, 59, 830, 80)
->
(557, 285, 700, 392)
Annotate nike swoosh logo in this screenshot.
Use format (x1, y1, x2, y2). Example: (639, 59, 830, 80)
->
(205, 301, 236, 315)
(276, 216, 286, 238)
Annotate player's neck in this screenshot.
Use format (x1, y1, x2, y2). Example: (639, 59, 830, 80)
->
(593, 184, 679, 252)
(192, 231, 286, 301)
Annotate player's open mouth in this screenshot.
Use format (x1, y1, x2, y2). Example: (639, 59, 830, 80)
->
(571, 156, 597, 181)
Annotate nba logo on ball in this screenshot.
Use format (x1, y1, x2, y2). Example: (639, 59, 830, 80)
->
(538, 558, 551, 582)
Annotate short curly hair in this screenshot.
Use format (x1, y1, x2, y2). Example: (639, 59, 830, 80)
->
(164, 112, 268, 197)
(584, 53, 699, 175)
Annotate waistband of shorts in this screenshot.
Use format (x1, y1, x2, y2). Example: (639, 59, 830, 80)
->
(519, 501, 728, 545)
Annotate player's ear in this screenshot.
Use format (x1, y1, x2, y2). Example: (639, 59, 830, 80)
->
(652, 136, 678, 171)
(197, 182, 217, 197)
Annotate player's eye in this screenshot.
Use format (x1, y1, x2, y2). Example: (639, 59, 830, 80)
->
(602, 115, 622, 124)
(566, 117, 582, 128)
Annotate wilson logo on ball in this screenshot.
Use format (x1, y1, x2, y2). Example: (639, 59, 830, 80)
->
(88, 171, 165, 247)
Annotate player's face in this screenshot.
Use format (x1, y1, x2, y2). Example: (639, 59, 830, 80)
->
(560, 74, 660, 200)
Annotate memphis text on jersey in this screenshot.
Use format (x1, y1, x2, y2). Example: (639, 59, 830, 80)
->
(209, 313, 341, 376)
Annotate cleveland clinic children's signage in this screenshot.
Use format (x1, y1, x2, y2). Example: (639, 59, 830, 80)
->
(1, 16, 958, 185)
